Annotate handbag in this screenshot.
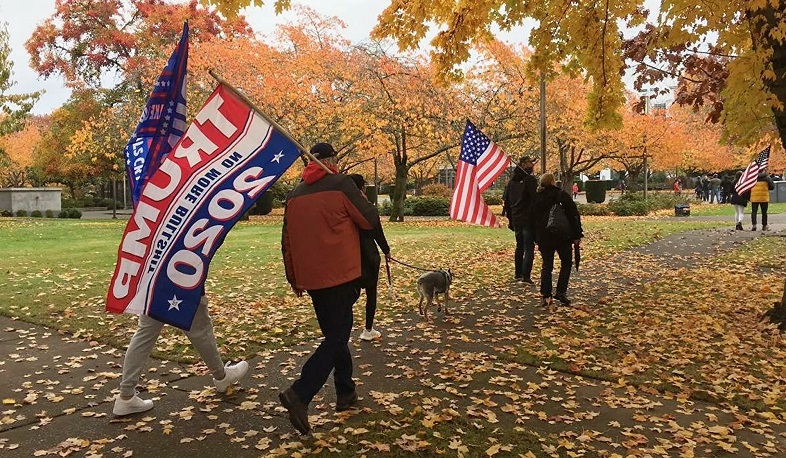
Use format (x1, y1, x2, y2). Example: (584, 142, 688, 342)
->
(546, 202, 571, 240)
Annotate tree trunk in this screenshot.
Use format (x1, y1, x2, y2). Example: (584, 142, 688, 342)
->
(389, 166, 407, 222)
(389, 128, 408, 222)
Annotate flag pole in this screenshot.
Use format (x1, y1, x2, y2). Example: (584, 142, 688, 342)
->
(208, 69, 333, 174)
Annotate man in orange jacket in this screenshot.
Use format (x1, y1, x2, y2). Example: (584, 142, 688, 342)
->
(279, 142, 381, 434)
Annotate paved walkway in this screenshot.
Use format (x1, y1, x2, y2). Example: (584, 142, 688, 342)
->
(1, 213, 785, 457)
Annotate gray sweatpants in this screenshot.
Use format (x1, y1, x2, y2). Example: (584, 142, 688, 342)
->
(118, 295, 224, 397)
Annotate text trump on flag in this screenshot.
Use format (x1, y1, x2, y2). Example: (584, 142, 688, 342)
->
(107, 84, 301, 330)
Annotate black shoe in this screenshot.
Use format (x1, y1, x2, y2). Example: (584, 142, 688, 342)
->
(554, 293, 572, 306)
(279, 387, 310, 434)
(521, 277, 535, 285)
(752, 225, 757, 231)
(539, 296, 551, 307)
(336, 391, 359, 412)
(735, 223, 743, 231)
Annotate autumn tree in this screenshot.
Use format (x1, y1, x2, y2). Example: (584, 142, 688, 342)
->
(26, 0, 250, 92)
(26, 1, 252, 193)
(0, 116, 48, 187)
(352, 45, 468, 221)
(546, 74, 614, 192)
(0, 22, 41, 137)
(31, 90, 104, 196)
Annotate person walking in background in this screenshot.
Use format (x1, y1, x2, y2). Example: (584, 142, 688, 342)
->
(113, 291, 249, 416)
(348, 173, 391, 341)
(672, 178, 681, 195)
(702, 175, 710, 201)
(502, 155, 538, 285)
(709, 173, 722, 203)
(280, 143, 381, 434)
(572, 182, 579, 200)
(720, 174, 733, 203)
(729, 171, 750, 230)
(749, 169, 775, 231)
(532, 173, 583, 307)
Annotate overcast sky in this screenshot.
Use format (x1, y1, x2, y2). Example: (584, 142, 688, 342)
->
(3, 0, 659, 115)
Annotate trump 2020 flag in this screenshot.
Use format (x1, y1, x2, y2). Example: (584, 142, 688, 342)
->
(735, 145, 771, 195)
(449, 120, 510, 227)
(124, 22, 189, 207)
(107, 83, 301, 330)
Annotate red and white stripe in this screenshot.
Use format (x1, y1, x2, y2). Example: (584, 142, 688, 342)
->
(735, 162, 760, 195)
(449, 142, 509, 227)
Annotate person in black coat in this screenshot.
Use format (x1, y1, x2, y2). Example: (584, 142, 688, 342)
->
(728, 171, 750, 230)
(501, 155, 538, 284)
(532, 173, 583, 306)
(349, 174, 391, 341)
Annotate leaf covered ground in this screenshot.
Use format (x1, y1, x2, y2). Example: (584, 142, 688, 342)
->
(0, 214, 785, 457)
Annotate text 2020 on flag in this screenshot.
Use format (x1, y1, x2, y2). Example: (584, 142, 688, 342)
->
(106, 84, 301, 330)
(449, 120, 510, 227)
(735, 146, 771, 195)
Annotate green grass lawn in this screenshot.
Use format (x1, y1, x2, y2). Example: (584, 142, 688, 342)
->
(0, 215, 727, 360)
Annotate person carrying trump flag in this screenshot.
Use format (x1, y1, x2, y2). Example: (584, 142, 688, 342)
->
(108, 25, 303, 415)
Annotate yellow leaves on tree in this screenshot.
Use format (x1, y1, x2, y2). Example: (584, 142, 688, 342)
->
(0, 118, 44, 168)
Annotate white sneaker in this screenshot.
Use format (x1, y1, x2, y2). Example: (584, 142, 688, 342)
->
(359, 328, 381, 341)
(113, 393, 154, 416)
(213, 361, 249, 393)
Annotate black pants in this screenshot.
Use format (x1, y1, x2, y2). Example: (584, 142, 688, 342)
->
(751, 202, 769, 227)
(514, 227, 535, 279)
(364, 263, 380, 330)
(292, 282, 359, 404)
(538, 242, 572, 297)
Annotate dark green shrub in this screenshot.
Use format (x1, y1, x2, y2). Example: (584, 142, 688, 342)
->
(15, 210, 27, 217)
(422, 183, 452, 198)
(249, 192, 274, 215)
(379, 200, 392, 216)
(483, 191, 503, 205)
(58, 210, 69, 218)
(585, 180, 607, 203)
(1, 210, 12, 217)
(45, 210, 55, 218)
(408, 196, 450, 216)
(68, 208, 82, 219)
(608, 199, 648, 216)
(31, 210, 43, 218)
(61, 198, 77, 208)
(577, 203, 612, 216)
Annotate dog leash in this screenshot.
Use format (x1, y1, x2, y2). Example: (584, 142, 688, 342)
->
(388, 256, 437, 272)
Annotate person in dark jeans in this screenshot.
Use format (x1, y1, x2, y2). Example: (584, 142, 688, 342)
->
(281, 143, 381, 434)
(532, 173, 583, 306)
(502, 155, 538, 284)
(749, 170, 775, 231)
(348, 174, 391, 341)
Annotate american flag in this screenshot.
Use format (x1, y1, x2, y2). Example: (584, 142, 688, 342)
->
(449, 120, 510, 226)
(735, 146, 770, 195)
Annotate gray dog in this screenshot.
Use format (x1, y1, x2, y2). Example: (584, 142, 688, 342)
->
(416, 269, 453, 321)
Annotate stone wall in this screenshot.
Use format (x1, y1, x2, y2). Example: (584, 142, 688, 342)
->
(0, 188, 62, 213)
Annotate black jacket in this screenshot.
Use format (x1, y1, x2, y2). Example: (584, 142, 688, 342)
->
(532, 185, 583, 247)
(502, 171, 537, 230)
(359, 223, 390, 288)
